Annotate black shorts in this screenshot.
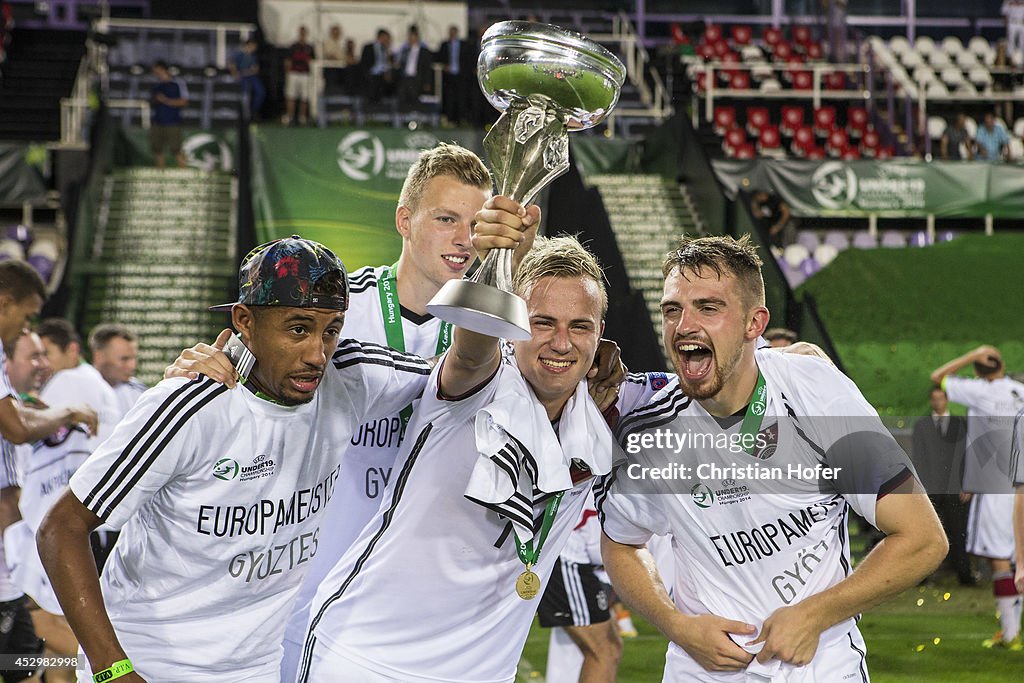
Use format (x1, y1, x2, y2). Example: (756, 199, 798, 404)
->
(538, 559, 611, 628)
(0, 596, 44, 682)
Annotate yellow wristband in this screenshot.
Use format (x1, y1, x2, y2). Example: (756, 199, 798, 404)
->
(94, 659, 133, 683)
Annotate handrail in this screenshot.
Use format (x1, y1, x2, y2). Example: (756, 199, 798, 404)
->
(610, 11, 672, 128)
(59, 38, 103, 147)
(105, 99, 152, 129)
(95, 17, 256, 69)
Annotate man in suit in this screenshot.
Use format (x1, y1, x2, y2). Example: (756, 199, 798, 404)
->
(360, 29, 394, 103)
(395, 24, 433, 109)
(436, 24, 475, 126)
(912, 385, 973, 584)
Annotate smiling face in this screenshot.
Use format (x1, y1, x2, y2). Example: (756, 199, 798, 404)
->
(514, 276, 604, 419)
(234, 305, 344, 406)
(661, 266, 767, 402)
(396, 174, 490, 291)
(93, 336, 138, 386)
(8, 332, 49, 394)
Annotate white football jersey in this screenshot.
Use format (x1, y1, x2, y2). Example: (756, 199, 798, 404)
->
(111, 377, 147, 424)
(1012, 407, 1024, 486)
(0, 348, 25, 602)
(944, 375, 1024, 494)
(282, 265, 449, 651)
(68, 340, 430, 682)
(41, 363, 120, 445)
(599, 351, 911, 677)
(300, 360, 601, 683)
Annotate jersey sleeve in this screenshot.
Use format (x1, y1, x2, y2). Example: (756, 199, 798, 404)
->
(0, 349, 17, 402)
(943, 376, 986, 410)
(1012, 408, 1024, 486)
(595, 466, 669, 546)
(69, 378, 226, 528)
(328, 338, 432, 424)
(0, 438, 18, 488)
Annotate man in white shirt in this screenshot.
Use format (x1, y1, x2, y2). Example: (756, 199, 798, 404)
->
(37, 236, 432, 683)
(36, 318, 120, 444)
(88, 323, 146, 424)
(297, 214, 618, 682)
(599, 235, 948, 681)
(1012, 406, 1024, 593)
(931, 345, 1024, 647)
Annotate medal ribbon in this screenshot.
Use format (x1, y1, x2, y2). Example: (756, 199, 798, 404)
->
(513, 490, 565, 569)
(739, 371, 767, 455)
(378, 264, 452, 427)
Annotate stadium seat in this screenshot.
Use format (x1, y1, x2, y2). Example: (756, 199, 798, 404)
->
(792, 25, 812, 45)
(827, 129, 849, 156)
(814, 243, 839, 266)
(792, 125, 815, 153)
(852, 231, 878, 248)
(724, 127, 747, 153)
(889, 36, 910, 56)
(713, 40, 731, 58)
(783, 244, 810, 268)
(799, 257, 821, 278)
(956, 50, 980, 67)
(968, 67, 993, 88)
(751, 63, 775, 82)
(913, 65, 937, 85)
(790, 69, 813, 90)
(1013, 117, 1024, 137)
(909, 230, 930, 247)
(746, 106, 770, 136)
(732, 142, 756, 159)
(941, 36, 964, 54)
(927, 81, 950, 96)
(840, 146, 861, 160)
(939, 230, 958, 242)
(964, 116, 978, 138)
(780, 106, 805, 135)
(729, 70, 751, 89)
(796, 231, 820, 252)
(764, 27, 783, 47)
(773, 41, 794, 61)
(940, 67, 965, 87)
(823, 70, 847, 89)
(848, 107, 869, 135)
(697, 42, 716, 60)
(731, 25, 753, 46)
(805, 145, 826, 159)
(758, 125, 784, 157)
(805, 41, 824, 60)
(714, 106, 737, 134)
(0, 239, 22, 261)
(861, 129, 881, 156)
(928, 50, 952, 69)
(824, 230, 850, 250)
(814, 106, 837, 136)
(875, 145, 895, 159)
(742, 45, 765, 62)
(915, 36, 936, 56)
(900, 50, 924, 69)
(704, 25, 723, 43)
(880, 231, 907, 248)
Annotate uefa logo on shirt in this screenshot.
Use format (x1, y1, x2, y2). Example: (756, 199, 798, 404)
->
(690, 482, 715, 509)
(212, 458, 240, 481)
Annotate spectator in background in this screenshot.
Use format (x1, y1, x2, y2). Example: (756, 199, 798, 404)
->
(437, 24, 474, 126)
(941, 113, 974, 160)
(149, 61, 188, 169)
(6, 330, 48, 404)
(750, 190, 795, 249)
(283, 25, 315, 125)
(88, 324, 145, 425)
(322, 23, 344, 61)
(228, 38, 265, 121)
(912, 386, 973, 585)
(35, 319, 118, 444)
(762, 327, 798, 347)
(361, 29, 395, 104)
(974, 111, 1011, 162)
(395, 24, 433, 109)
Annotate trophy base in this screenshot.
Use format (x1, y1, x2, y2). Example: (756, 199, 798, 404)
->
(426, 279, 532, 341)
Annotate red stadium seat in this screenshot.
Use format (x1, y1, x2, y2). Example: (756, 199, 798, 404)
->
(861, 129, 881, 157)
(792, 25, 812, 45)
(828, 128, 849, 156)
(731, 24, 753, 46)
(758, 125, 782, 152)
(713, 39, 731, 58)
(724, 127, 747, 153)
(697, 42, 716, 60)
(729, 70, 751, 89)
(692, 69, 711, 93)
(713, 105, 737, 134)
(773, 40, 794, 61)
(722, 51, 741, 65)
(733, 142, 756, 159)
(793, 124, 815, 150)
(848, 106, 869, 134)
(764, 27, 783, 46)
(876, 145, 895, 159)
(806, 146, 826, 159)
(823, 70, 847, 90)
(781, 106, 805, 135)
(814, 106, 837, 136)
(806, 41, 824, 60)
(746, 106, 770, 136)
(790, 70, 813, 90)
(840, 145, 861, 160)
(705, 25, 723, 43)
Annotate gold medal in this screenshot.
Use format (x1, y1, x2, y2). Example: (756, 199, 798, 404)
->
(516, 569, 540, 599)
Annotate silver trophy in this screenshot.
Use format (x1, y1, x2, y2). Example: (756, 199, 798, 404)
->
(426, 21, 626, 340)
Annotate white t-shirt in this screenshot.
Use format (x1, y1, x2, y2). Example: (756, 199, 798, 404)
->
(0, 347, 25, 602)
(41, 362, 120, 445)
(599, 351, 912, 676)
(1012, 406, 1024, 486)
(944, 375, 1024, 494)
(68, 339, 430, 682)
(303, 360, 600, 683)
(282, 265, 449, 649)
(111, 377, 147, 424)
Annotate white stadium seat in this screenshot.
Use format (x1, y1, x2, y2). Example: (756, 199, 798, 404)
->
(968, 36, 991, 57)
(956, 50, 979, 67)
(915, 36, 936, 55)
(783, 244, 810, 269)
(927, 115, 947, 140)
(941, 36, 964, 54)
(940, 67, 965, 86)
(889, 36, 910, 55)
(913, 65, 937, 84)
(964, 116, 978, 138)
(1013, 117, 1024, 137)
(900, 49, 924, 68)
(927, 81, 950, 96)
(928, 50, 952, 68)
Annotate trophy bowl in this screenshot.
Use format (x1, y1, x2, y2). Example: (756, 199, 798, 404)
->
(427, 21, 625, 341)
(477, 21, 626, 130)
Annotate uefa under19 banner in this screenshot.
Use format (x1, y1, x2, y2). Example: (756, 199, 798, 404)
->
(250, 126, 486, 269)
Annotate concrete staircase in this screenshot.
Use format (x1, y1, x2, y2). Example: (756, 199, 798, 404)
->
(78, 167, 237, 383)
(586, 174, 705, 365)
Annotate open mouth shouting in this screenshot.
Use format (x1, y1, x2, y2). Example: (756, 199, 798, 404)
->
(442, 253, 471, 271)
(675, 340, 714, 383)
(289, 373, 323, 394)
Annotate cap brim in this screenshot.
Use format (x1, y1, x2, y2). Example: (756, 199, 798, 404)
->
(208, 303, 237, 312)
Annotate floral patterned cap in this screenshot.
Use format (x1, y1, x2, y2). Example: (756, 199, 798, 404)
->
(210, 235, 349, 312)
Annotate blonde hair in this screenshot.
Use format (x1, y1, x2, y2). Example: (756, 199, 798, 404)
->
(398, 142, 492, 213)
(662, 234, 765, 307)
(513, 236, 608, 317)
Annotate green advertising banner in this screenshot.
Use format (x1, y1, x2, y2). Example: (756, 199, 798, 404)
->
(115, 127, 238, 171)
(250, 126, 485, 270)
(712, 159, 1024, 218)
